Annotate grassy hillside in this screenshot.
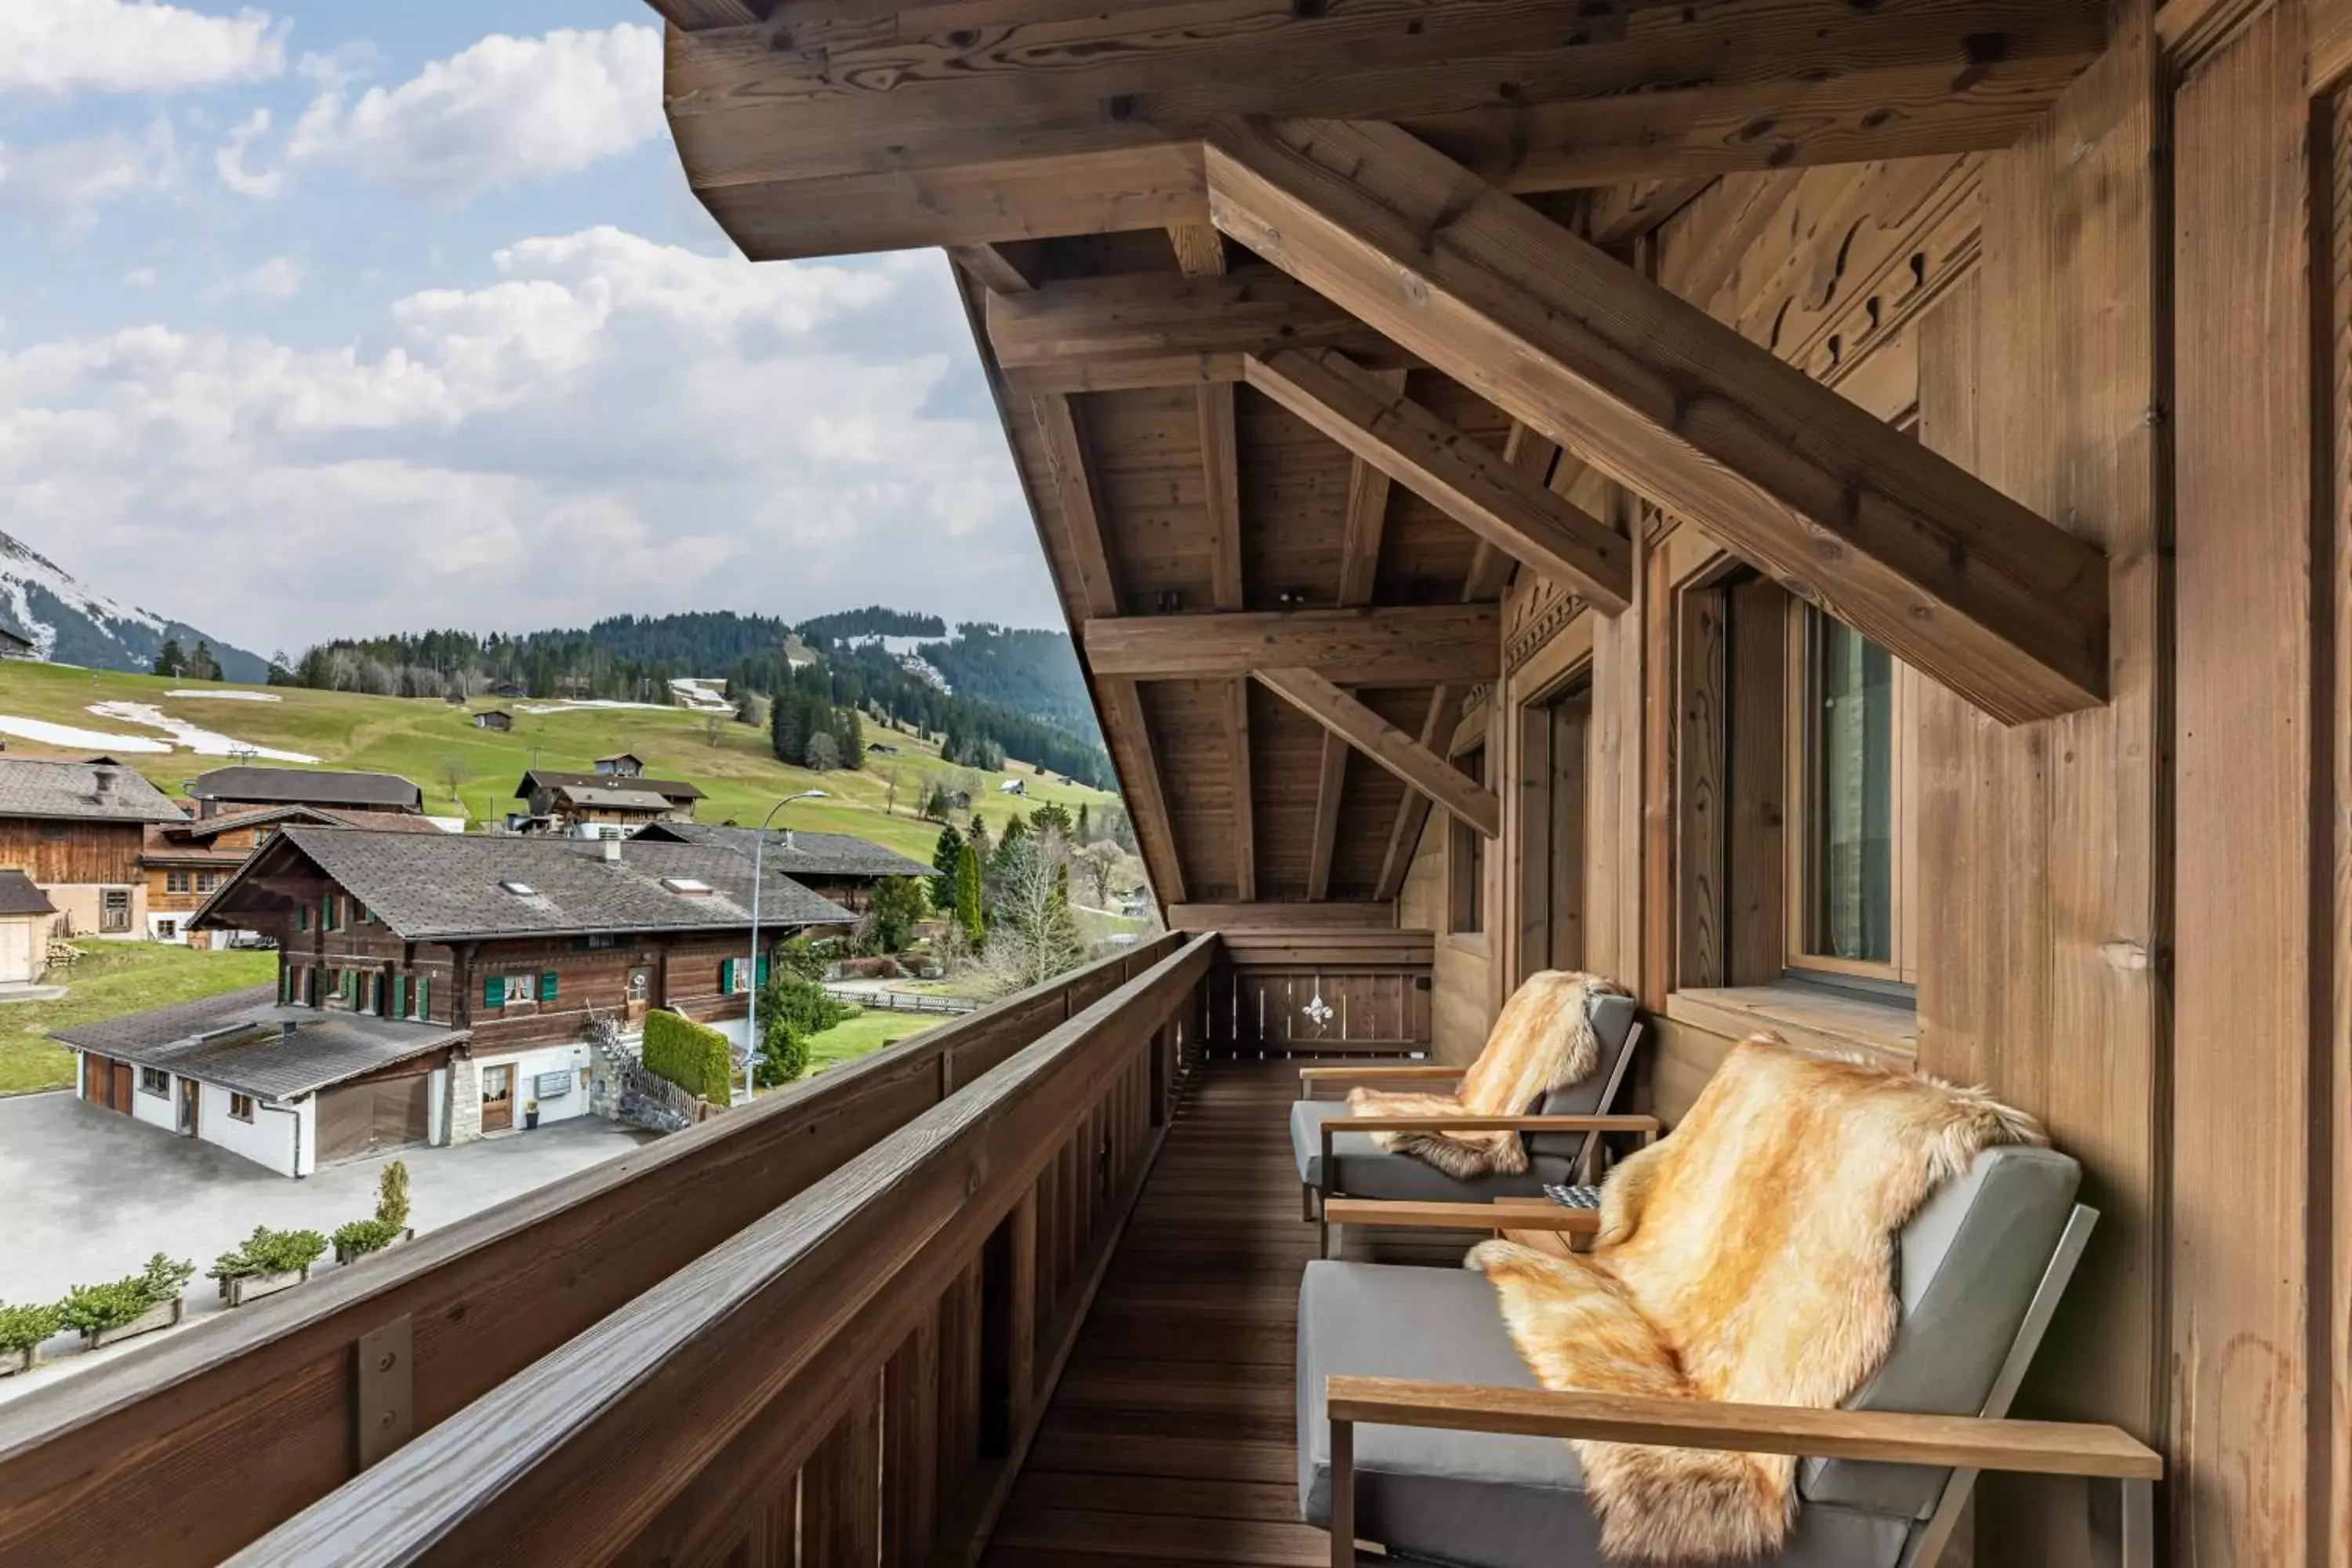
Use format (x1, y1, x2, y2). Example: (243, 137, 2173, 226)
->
(0, 662, 1118, 861)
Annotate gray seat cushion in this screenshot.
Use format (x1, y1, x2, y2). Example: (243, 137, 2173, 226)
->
(1298, 1261, 1916, 1568)
(1290, 1098, 1575, 1201)
(1526, 992, 1639, 1160)
(1802, 1145, 2082, 1516)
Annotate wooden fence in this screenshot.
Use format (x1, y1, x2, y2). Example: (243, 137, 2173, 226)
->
(225, 934, 1216, 1567)
(0, 934, 1187, 1568)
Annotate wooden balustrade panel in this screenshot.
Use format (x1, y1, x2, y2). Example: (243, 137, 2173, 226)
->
(1205, 960, 1433, 1056)
(220, 935, 1218, 1568)
(0, 935, 1181, 1568)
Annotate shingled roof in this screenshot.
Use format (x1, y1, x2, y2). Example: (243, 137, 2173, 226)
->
(50, 986, 466, 1100)
(196, 826, 854, 942)
(553, 784, 676, 814)
(187, 766, 423, 812)
(635, 821, 933, 880)
(517, 768, 703, 804)
(0, 869, 56, 916)
(0, 758, 183, 824)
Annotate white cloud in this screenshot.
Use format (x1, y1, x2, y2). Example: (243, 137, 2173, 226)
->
(212, 107, 280, 196)
(203, 253, 301, 302)
(283, 26, 664, 202)
(0, 118, 179, 224)
(0, 230, 1047, 652)
(0, 0, 284, 96)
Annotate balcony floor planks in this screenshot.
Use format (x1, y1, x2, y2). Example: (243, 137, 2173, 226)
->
(980, 1061, 1340, 1567)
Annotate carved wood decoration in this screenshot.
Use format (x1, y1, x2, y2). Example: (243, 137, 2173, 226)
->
(1205, 117, 2111, 725)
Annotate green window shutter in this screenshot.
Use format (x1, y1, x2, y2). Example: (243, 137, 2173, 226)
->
(296, 903, 308, 932)
(322, 895, 336, 931)
(539, 971, 558, 1003)
(279, 966, 292, 1005)
(391, 975, 406, 1018)
(341, 971, 356, 1004)
(756, 954, 770, 988)
(720, 958, 735, 993)
(485, 975, 506, 1009)
(416, 975, 430, 1020)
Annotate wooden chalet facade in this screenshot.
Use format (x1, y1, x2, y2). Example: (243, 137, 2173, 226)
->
(0, 758, 183, 937)
(1, 5, 2344, 1567)
(140, 804, 442, 943)
(514, 767, 703, 834)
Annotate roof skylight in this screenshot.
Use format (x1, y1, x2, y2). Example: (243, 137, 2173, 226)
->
(499, 880, 537, 896)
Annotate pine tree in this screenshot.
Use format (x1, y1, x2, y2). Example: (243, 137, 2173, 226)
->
(931, 823, 965, 886)
(954, 840, 985, 945)
(152, 638, 186, 678)
(1076, 802, 1091, 843)
(187, 641, 222, 681)
(770, 688, 809, 767)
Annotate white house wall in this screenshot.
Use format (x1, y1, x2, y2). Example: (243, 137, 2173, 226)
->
(475, 1041, 595, 1125)
(198, 1080, 300, 1177)
(129, 1073, 176, 1131)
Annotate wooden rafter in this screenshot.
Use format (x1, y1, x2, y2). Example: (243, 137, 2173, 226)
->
(1174, 227, 1255, 902)
(988, 267, 1403, 394)
(1083, 605, 1501, 684)
(1243, 348, 1632, 614)
(663, 0, 2107, 258)
(1254, 668, 1499, 840)
(1205, 118, 2111, 725)
(1310, 368, 1406, 899)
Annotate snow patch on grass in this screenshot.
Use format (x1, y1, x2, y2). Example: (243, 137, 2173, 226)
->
(85, 702, 318, 762)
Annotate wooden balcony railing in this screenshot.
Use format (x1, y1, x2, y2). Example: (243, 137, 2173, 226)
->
(223, 932, 1215, 1566)
(0, 933, 1198, 1568)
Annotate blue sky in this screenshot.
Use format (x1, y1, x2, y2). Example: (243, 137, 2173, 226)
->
(0, 0, 1047, 661)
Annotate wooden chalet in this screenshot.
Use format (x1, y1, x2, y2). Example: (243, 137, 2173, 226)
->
(0, 3, 2340, 1567)
(185, 765, 424, 818)
(515, 766, 705, 833)
(633, 819, 935, 911)
(0, 757, 183, 938)
(140, 803, 443, 944)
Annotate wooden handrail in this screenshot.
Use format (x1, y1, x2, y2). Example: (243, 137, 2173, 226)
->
(227, 933, 1217, 1567)
(0, 933, 1185, 1568)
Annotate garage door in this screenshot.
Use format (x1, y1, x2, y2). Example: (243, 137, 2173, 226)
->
(315, 1076, 431, 1164)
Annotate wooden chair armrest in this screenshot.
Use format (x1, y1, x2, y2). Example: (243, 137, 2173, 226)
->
(1323, 1199, 1599, 1235)
(1323, 1378, 2161, 1481)
(1331, 1113, 1661, 1136)
(1298, 1063, 1463, 1098)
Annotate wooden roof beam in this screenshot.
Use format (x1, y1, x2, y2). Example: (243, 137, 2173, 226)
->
(988, 267, 1407, 395)
(1206, 118, 2110, 725)
(1255, 668, 1499, 840)
(664, 0, 2105, 258)
(1244, 348, 1632, 615)
(1084, 606, 1501, 684)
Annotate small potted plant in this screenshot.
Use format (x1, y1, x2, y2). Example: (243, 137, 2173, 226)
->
(60, 1254, 194, 1348)
(333, 1160, 416, 1265)
(0, 1301, 62, 1377)
(524, 1097, 539, 1130)
(208, 1226, 328, 1307)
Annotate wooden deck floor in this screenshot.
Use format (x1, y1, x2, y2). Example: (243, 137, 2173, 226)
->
(982, 1058, 1457, 1568)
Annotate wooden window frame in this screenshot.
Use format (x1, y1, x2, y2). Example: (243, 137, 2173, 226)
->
(228, 1092, 255, 1123)
(1781, 600, 1919, 987)
(1446, 742, 1487, 937)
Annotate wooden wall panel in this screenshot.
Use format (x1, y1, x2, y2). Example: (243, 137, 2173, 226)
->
(2173, 9, 2324, 1563)
(1083, 388, 1207, 613)
(1234, 386, 1351, 608)
(2327, 80, 2352, 1568)
(1912, 9, 2168, 1559)
(1243, 681, 1324, 895)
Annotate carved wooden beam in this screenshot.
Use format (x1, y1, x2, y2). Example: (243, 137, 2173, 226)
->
(988, 267, 1404, 394)
(1084, 606, 1501, 684)
(666, 0, 2106, 257)
(1243, 348, 1632, 614)
(1254, 667, 1500, 840)
(1207, 118, 2109, 725)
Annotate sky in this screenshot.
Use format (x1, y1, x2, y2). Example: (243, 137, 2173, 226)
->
(0, 0, 1054, 662)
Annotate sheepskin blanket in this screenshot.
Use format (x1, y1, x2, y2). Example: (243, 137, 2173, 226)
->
(1344, 969, 1624, 1179)
(1467, 1034, 2045, 1563)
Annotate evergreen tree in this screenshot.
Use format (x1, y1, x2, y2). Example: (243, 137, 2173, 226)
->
(770, 688, 810, 767)
(1029, 802, 1075, 840)
(863, 876, 929, 954)
(931, 824, 965, 889)
(953, 840, 985, 945)
(151, 638, 186, 677)
(186, 641, 223, 681)
(1076, 802, 1091, 843)
(833, 706, 862, 769)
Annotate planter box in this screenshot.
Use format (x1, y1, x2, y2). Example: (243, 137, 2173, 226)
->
(0, 1345, 34, 1377)
(334, 1229, 415, 1267)
(223, 1267, 310, 1308)
(85, 1294, 183, 1348)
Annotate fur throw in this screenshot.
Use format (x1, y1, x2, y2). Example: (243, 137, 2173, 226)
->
(1467, 1033, 2045, 1563)
(1345, 970, 1625, 1179)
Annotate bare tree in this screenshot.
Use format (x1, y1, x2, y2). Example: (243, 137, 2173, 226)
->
(437, 757, 464, 809)
(1076, 840, 1122, 909)
(705, 713, 727, 747)
(976, 836, 1084, 996)
(884, 764, 902, 816)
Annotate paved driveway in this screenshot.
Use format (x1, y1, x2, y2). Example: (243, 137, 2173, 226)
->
(0, 1091, 653, 1403)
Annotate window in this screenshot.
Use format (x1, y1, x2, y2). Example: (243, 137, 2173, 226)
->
(353, 901, 369, 924)
(1515, 681, 1588, 977)
(39, 822, 65, 842)
(139, 1066, 168, 1097)
(296, 902, 309, 932)
(1447, 745, 1486, 935)
(166, 870, 191, 894)
(196, 873, 220, 895)
(323, 895, 340, 931)
(253, 827, 274, 847)
(156, 920, 177, 940)
(100, 888, 131, 933)
(1786, 604, 1913, 983)
(720, 957, 750, 993)
(228, 1092, 255, 1123)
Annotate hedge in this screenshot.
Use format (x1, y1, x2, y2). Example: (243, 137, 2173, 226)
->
(643, 1008, 734, 1104)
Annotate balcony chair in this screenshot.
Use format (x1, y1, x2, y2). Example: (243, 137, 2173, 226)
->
(1294, 1145, 2159, 1568)
(1290, 988, 1646, 1257)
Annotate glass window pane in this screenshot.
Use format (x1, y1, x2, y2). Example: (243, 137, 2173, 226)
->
(1801, 610, 1893, 964)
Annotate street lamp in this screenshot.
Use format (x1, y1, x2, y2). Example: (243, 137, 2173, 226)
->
(743, 789, 825, 1103)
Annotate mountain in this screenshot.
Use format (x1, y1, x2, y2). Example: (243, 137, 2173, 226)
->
(0, 531, 269, 683)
